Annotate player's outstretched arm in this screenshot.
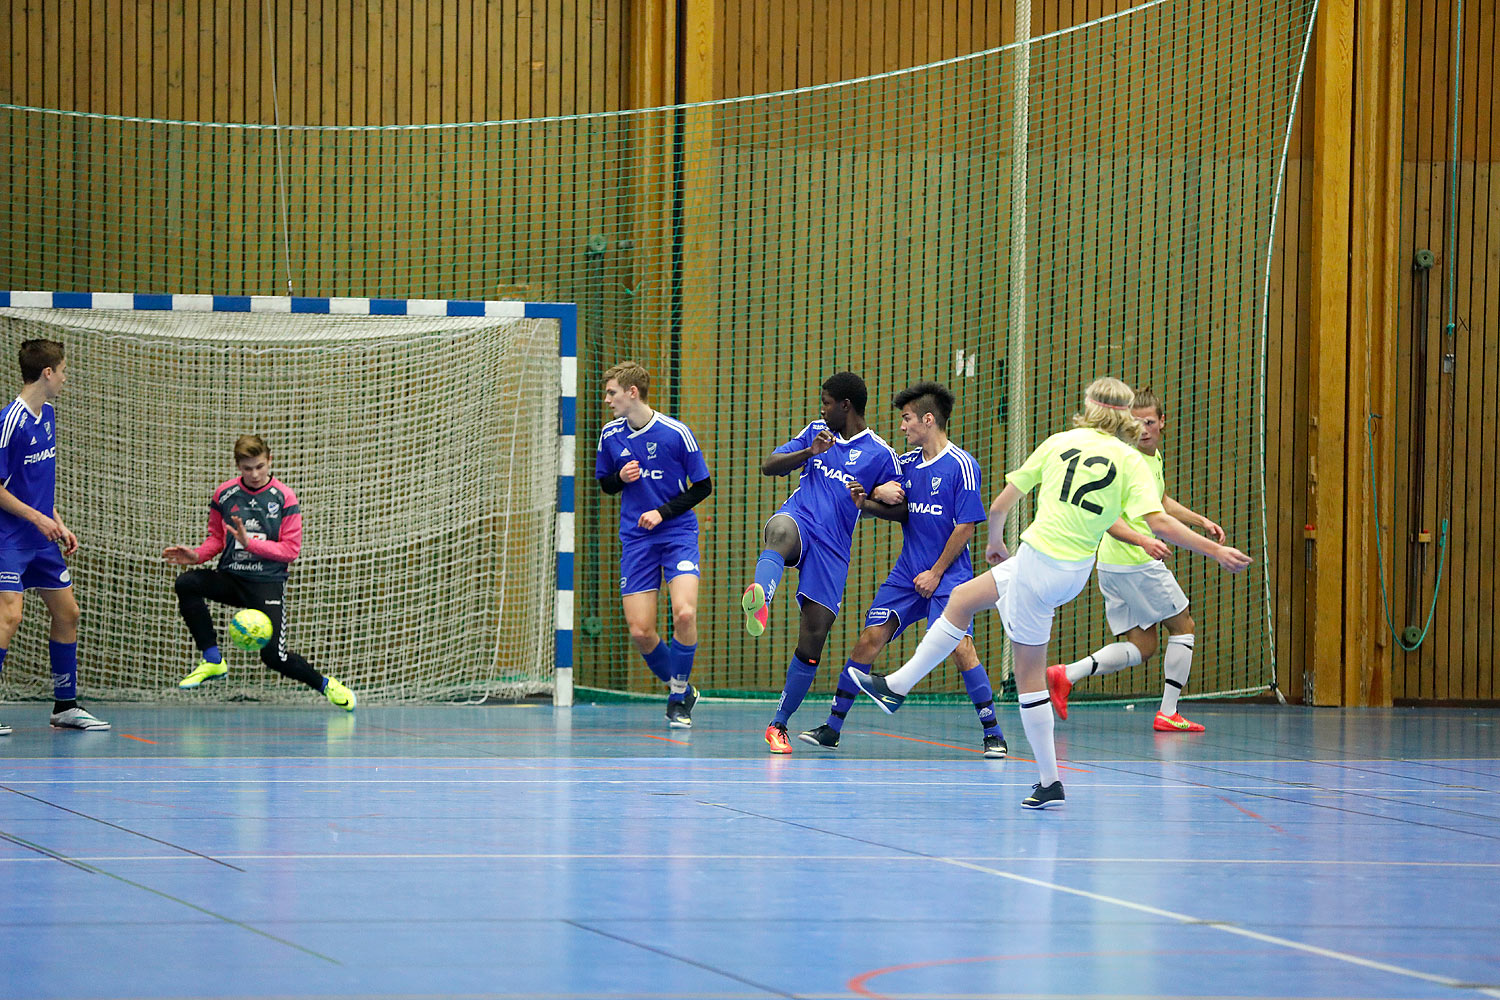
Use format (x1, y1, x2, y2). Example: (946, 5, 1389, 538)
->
(1106, 519, 1170, 560)
(1163, 495, 1226, 542)
(165, 505, 226, 566)
(982, 483, 1024, 563)
(1144, 510, 1251, 572)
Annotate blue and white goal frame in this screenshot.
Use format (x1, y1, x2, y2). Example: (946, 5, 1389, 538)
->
(0, 291, 579, 706)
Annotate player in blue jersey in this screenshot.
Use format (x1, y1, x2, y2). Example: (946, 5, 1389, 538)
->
(0, 339, 110, 735)
(596, 362, 712, 728)
(798, 382, 1007, 758)
(742, 372, 904, 753)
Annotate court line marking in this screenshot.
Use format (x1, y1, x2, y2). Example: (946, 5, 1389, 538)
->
(0, 783, 245, 870)
(0, 828, 339, 965)
(2, 852, 1500, 867)
(937, 856, 1500, 998)
(563, 919, 794, 998)
(119, 733, 157, 744)
(698, 801, 1500, 999)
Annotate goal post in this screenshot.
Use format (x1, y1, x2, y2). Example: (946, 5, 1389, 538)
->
(0, 291, 577, 706)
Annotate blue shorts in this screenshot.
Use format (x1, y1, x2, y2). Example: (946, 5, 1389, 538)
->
(862, 572, 973, 640)
(619, 535, 701, 596)
(774, 512, 851, 616)
(0, 546, 73, 593)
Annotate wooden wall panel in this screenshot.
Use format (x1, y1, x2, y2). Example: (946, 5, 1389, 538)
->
(1387, 0, 1498, 702)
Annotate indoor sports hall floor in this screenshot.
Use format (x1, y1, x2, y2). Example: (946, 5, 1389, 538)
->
(2, 700, 1498, 1000)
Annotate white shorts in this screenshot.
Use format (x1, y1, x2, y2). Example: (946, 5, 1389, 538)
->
(1098, 560, 1190, 635)
(988, 543, 1095, 646)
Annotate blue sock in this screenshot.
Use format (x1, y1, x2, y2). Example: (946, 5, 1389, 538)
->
(50, 640, 78, 701)
(754, 550, 786, 605)
(961, 664, 1002, 738)
(773, 654, 819, 726)
(641, 641, 671, 684)
(0, 646, 7, 673)
(202, 645, 223, 665)
(666, 637, 697, 702)
(826, 662, 869, 733)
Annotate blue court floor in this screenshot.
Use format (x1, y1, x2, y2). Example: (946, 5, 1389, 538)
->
(2, 699, 1498, 999)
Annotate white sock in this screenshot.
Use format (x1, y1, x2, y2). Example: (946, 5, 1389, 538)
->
(1065, 641, 1141, 684)
(1018, 691, 1059, 786)
(885, 616, 967, 695)
(1160, 633, 1194, 715)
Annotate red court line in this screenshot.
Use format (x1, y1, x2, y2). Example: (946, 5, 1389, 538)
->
(640, 733, 690, 746)
(119, 734, 157, 745)
(1217, 794, 1288, 834)
(849, 950, 1176, 999)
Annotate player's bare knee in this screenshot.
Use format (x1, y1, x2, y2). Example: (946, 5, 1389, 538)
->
(953, 637, 981, 669)
(1129, 631, 1159, 662)
(0, 604, 22, 637)
(1168, 613, 1196, 636)
(762, 516, 801, 560)
(627, 621, 659, 648)
(671, 604, 696, 634)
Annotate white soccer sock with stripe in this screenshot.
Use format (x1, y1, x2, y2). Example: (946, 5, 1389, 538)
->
(1160, 633, 1194, 716)
(1065, 641, 1142, 684)
(1018, 692, 1059, 787)
(884, 615, 967, 696)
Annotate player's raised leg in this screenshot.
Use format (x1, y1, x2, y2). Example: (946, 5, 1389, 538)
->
(851, 570, 1002, 713)
(745, 513, 800, 637)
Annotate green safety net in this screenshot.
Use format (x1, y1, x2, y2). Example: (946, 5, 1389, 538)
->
(0, 0, 1317, 704)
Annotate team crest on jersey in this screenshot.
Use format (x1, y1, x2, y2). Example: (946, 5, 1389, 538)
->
(646, 442, 658, 459)
(845, 450, 862, 465)
(267, 502, 280, 515)
(44, 421, 51, 437)
(931, 476, 942, 491)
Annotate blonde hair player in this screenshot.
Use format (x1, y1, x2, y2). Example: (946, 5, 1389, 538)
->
(851, 378, 1252, 809)
(1048, 387, 1225, 732)
(163, 435, 356, 711)
(595, 362, 712, 728)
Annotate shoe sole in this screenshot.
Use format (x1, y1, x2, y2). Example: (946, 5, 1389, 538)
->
(51, 721, 112, 731)
(849, 673, 900, 715)
(797, 733, 838, 750)
(984, 748, 1007, 759)
(741, 585, 767, 637)
(1022, 797, 1064, 810)
(1155, 723, 1204, 732)
(667, 718, 692, 729)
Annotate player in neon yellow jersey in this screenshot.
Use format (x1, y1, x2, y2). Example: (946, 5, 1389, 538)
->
(1048, 387, 1226, 733)
(852, 377, 1252, 809)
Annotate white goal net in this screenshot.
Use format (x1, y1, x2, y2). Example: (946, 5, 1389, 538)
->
(0, 299, 560, 704)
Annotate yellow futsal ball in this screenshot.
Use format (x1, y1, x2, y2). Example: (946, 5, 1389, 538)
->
(228, 609, 274, 651)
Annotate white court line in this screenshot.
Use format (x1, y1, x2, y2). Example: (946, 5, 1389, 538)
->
(2, 852, 1500, 867)
(937, 857, 1500, 998)
(1, 777, 1494, 792)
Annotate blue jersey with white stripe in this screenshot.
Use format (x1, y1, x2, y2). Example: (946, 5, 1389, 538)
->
(0, 398, 58, 550)
(891, 442, 986, 586)
(595, 412, 710, 542)
(773, 422, 902, 554)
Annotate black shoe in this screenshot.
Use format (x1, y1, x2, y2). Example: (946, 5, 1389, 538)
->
(666, 685, 696, 729)
(848, 669, 905, 715)
(798, 724, 840, 749)
(1022, 780, 1065, 809)
(983, 734, 1007, 759)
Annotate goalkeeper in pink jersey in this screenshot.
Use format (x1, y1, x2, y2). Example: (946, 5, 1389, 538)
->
(162, 435, 355, 711)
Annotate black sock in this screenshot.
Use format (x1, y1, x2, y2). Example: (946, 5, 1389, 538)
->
(53, 698, 77, 713)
